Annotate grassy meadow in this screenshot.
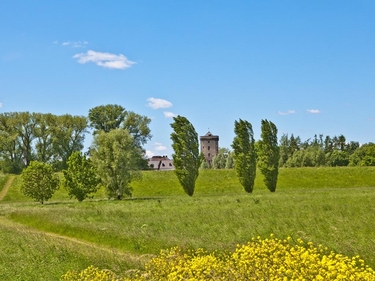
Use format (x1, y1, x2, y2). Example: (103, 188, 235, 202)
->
(1, 167, 375, 280)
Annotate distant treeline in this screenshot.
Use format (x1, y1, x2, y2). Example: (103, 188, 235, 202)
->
(0, 112, 87, 173)
(0, 106, 152, 174)
(1, 110, 375, 174)
(205, 134, 375, 169)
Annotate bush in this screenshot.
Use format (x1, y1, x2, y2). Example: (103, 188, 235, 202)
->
(20, 161, 59, 204)
(62, 236, 375, 280)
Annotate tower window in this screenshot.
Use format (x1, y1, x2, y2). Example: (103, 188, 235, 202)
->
(208, 146, 210, 150)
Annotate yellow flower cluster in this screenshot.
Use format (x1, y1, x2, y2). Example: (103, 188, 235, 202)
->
(61, 236, 375, 280)
(60, 265, 124, 281)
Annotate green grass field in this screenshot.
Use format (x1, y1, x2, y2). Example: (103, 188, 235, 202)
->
(1, 167, 375, 280)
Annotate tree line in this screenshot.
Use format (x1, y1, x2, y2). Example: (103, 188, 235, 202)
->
(2, 105, 375, 202)
(0, 105, 151, 174)
(170, 117, 279, 196)
(204, 134, 375, 169)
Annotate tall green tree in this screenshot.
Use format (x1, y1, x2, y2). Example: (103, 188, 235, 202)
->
(88, 105, 152, 165)
(90, 129, 143, 199)
(88, 104, 128, 134)
(12, 112, 38, 167)
(52, 114, 88, 170)
(258, 119, 280, 192)
(231, 119, 256, 193)
(0, 113, 23, 173)
(349, 143, 375, 166)
(62, 151, 100, 202)
(212, 148, 231, 169)
(170, 115, 200, 196)
(34, 113, 57, 164)
(20, 161, 59, 204)
(122, 111, 152, 148)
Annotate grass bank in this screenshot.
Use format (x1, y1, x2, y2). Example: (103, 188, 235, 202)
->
(1, 167, 375, 280)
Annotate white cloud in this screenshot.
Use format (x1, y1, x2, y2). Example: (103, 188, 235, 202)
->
(164, 111, 177, 118)
(155, 144, 167, 151)
(145, 150, 155, 158)
(147, 98, 173, 109)
(52, 40, 58, 44)
(0, 103, 2, 108)
(307, 109, 321, 114)
(278, 110, 296, 115)
(73, 50, 136, 70)
(61, 41, 88, 48)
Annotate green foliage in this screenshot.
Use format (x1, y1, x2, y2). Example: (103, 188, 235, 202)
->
(212, 148, 232, 169)
(285, 146, 326, 167)
(0, 112, 24, 173)
(88, 104, 128, 134)
(122, 111, 152, 148)
(91, 129, 143, 199)
(231, 119, 256, 193)
(326, 150, 349, 166)
(20, 161, 59, 204)
(200, 159, 210, 169)
(258, 120, 280, 192)
(349, 143, 375, 166)
(88, 105, 152, 150)
(170, 115, 200, 196)
(52, 114, 88, 171)
(62, 151, 100, 201)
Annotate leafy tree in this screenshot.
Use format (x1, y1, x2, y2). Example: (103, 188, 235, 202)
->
(286, 146, 325, 167)
(170, 116, 200, 196)
(34, 113, 57, 163)
(88, 105, 152, 171)
(90, 129, 143, 199)
(62, 151, 100, 202)
(0, 113, 23, 173)
(231, 119, 256, 193)
(326, 150, 349, 166)
(12, 112, 38, 167)
(257, 119, 280, 192)
(122, 111, 152, 148)
(225, 152, 235, 169)
(52, 114, 88, 170)
(20, 161, 59, 204)
(200, 159, 210, 169)
(88, 104, 127, 134)
(349, 143, 375, 166)
(212, 148, 230, 169)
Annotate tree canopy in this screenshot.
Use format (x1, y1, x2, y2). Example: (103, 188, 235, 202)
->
(90, 129, 143, 199)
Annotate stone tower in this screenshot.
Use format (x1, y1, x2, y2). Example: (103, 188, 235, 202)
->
(200, 131, 219, 165)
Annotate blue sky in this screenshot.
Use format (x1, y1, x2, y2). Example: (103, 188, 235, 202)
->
(1, 1, 375, 157)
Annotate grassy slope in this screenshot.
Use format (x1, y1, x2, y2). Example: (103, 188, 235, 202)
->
(1, 167, 375, 280)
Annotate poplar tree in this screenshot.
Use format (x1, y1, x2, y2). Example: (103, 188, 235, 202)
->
(170, 116, 200, 196)
(258, 119, 280, 192)
(231, 119, 256, 193)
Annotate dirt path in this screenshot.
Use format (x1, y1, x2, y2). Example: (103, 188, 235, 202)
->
(0, 215, 152, 267)
(0, 175, 15, 201)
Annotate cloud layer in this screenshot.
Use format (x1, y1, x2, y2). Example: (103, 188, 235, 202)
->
(73, 50, 135, 69)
